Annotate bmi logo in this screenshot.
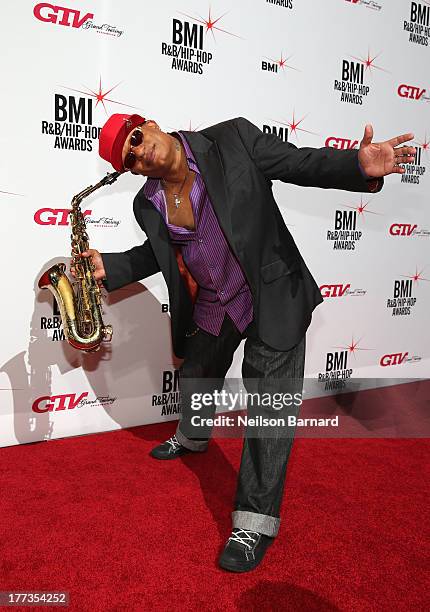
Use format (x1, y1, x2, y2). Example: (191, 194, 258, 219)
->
(161, 7, 240, 75)
(403, 2, 430, 46)
(264, 114, 318, 144)
(261, 51, 298, 75)
(262, 124, 289, 142)
(326, 195, 381, 250)
(318, 336, 371, 391)
(152, 370, 182, 416)
(41, 78, 139, 151)
(386, 268, 428, 316)
(333, 49, 388, 105)
(42, 94, 98, 151)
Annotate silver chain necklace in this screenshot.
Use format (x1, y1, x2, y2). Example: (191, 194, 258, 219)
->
(161, 139, 189, 208)
(162, 171, 189, 208)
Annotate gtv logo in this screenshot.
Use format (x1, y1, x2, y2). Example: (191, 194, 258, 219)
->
(34, 208, 91, 225)
(32, 392, 89, 413)
(389, 223, 417, 236)
(320, 284, 351, 298)
(379, 352, 408, 367)
(33, 3, 94, 28)
(397, 84, 427, 100)
(325, 136, 359, 149)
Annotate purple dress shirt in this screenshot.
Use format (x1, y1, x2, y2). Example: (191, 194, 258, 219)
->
(143, 132, 254, 336)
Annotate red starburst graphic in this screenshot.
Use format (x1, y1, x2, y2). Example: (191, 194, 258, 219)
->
(264, 51, 298, 73)
(342, 195, 382, 221)
(178, 7, 242, 41)
(60, 77, 141, 115)
(333, 336, 373, 358)
(415, 132, 430, 157)
(271, 111, 319, 142)
(349, 48, 389, 76)
(400, 267, 429, 284)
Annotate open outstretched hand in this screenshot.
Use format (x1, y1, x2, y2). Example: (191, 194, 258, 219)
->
(358, 124, 416, 178)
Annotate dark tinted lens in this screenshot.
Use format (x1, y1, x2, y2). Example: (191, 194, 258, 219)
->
(123, 151, 137, 170)
(130, 129, 143, 147)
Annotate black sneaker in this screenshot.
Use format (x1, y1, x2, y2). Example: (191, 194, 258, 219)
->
(218, 528, 274, 573)
(150, 435, 196, 460)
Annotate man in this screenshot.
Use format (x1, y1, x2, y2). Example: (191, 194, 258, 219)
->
(83, 114, 415, 572)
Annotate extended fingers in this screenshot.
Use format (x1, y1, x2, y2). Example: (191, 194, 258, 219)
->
(388, 132, 414, 147)
(394, 145, 416, 157)
(394, 145, 416, 164)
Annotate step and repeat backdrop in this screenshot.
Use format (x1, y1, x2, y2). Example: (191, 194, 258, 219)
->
(1, 0, 429, 447)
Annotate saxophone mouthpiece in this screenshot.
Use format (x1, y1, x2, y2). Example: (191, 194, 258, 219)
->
(103, 171, 121, 186)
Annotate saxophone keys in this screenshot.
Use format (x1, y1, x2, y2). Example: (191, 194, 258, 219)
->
(103, 325, 113, 342)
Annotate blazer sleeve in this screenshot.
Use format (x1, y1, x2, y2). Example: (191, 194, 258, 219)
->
(101, 239, 160, 292)
(233, 116, 383, 193)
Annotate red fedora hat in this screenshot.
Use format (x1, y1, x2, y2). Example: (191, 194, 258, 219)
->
(99, 113, 145, 172)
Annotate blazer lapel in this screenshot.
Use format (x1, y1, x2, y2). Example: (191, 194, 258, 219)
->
(132, 192, 177, 286)
(181, 131, 238, 258)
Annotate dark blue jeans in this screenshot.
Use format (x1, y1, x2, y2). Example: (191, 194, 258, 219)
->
(175, 314, 305, 537)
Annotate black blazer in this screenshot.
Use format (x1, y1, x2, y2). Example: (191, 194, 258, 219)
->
(102, 117, 383, 357)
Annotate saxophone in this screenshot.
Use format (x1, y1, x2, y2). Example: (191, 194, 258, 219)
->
(38, 171, 121, 352)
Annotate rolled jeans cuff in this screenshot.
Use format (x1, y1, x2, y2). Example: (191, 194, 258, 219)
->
(175, 423, 209, 452)
(232, 510, 280, 537)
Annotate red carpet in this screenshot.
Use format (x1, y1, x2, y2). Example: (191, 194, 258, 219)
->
(0, 421, 429, 611)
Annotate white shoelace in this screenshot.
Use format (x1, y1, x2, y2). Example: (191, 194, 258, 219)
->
(166, 435, 181, 452)
(228, 529, 259, 550)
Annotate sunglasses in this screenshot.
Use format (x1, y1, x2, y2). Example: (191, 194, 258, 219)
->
(123, 124, 145, 170)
